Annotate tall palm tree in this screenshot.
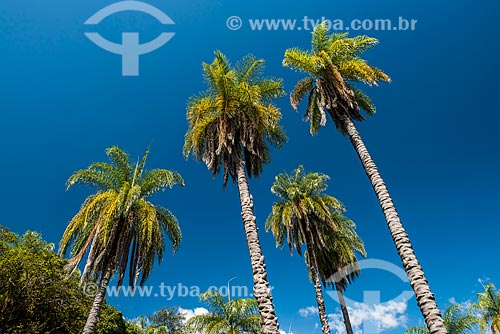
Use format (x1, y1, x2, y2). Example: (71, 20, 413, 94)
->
(312, 212, 366, 334)
(266, 165, 365, 334)
(59, 146, 184, 334)
(187, 291, 260, 334)
(183, 51, 286, 334)
(473, 283, 500, 334)
(406, 304, 484, 334)
(283, 22, 447, 334)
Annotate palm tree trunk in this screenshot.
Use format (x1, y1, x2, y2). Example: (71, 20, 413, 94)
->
(335, 283, 354, 334)
(305, 241, 331, 334)
(236, 161, 280, 334)
(341, 115, 447, 334)
(82, 262, 113, 334)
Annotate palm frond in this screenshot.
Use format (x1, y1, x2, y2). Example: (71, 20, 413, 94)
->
(140, 169, 185, 197)
(283, 48, 323, 76)
(290, 77, 313, 111)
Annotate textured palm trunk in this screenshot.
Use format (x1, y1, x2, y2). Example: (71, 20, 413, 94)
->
(335, 283, 354, 334)
(305, 240, 331, 334)
(82, 263, 113, 334)
(492, 323, 499, 334)
(236, 162, 280, 334)
(341, 115, 447, 334)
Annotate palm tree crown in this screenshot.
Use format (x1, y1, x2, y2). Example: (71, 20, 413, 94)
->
(187, 291, 260, 334)
(59, 146, 184, 288)
(283, 22, 390, 134)
(266, 165, 343, 256)
(183, 51, 287, 185)
(474, 283, 500, 334)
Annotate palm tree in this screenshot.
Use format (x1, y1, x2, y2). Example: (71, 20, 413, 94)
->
(473, 283, 500, 334)
(183, 51, 286, 334)
(283, 22, 446, 334)
(406, 304, 484, 334)
(266, 165, 365, 334)
(187, 291, 260, 334)
(59, 146, 184, 334)
(312, 212, 366, 334)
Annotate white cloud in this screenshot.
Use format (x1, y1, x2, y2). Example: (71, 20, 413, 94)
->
(299, 306, 319, 318)
(178, 307, 209, 322)
(280, 330, 294, 334)
(448, 297, 457, 304)
(328, 300, 408, 334)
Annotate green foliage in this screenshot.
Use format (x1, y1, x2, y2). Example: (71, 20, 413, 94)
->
(0, 227, 126, 334)
(59, 146, 184, 288)
(266, 165, 345, 256)
(187, 291, 260, 334)
(147, 306, 187, 334)
(406, 304, 484, 334)
(266, 165, 365, 288)
(472, 283, 500, 334)
(184, 51, 287, 186)
(283, 22, 390, 135)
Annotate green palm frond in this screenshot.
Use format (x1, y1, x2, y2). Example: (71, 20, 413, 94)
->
(350, 86, 376, 115)
(236, 54, 264, 83)
(106, 146, 132, 181)
(66, 169, 115, 192)
(311, 21, 330, 53)
(290, 77, 313, 111)
(283, 48, 323, 76)
(155, 205, 181, 252)
(406, 326, 431, 334)
(140, 169, 185, 197)
(327, 34, 379, 62)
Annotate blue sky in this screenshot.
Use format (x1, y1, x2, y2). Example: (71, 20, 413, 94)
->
(1, 0, 499, 333)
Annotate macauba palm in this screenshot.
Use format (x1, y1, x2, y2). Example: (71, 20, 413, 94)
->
(266, 165, 365, 334)
(59, 146, 183, 334)
(283, 22, 447, 334)
(183, 51, 286, 334)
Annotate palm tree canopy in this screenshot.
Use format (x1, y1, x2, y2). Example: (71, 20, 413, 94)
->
(183, 51, 287, 186)
(266, 165, 366, 288)
(266, 165, 344, 256)
(473, 283, 500, 333)
(406, 304, 484, 334)
(283, 22, 391, 135)
(59, 146, 184, 287)
(187, 291, 260, 334)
